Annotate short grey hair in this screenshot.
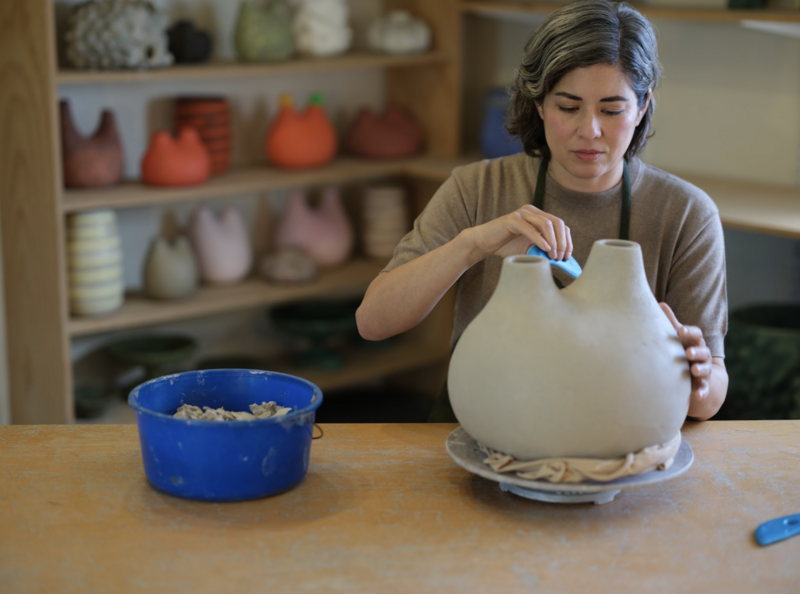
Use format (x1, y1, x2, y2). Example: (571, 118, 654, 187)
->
(506, 0, 662, 160)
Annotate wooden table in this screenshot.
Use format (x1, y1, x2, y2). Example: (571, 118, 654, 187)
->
(1, 421, 798, 593)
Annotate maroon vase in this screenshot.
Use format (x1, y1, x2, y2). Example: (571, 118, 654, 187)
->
(345, 105, 425, 159)
(60, 100, 124, 188)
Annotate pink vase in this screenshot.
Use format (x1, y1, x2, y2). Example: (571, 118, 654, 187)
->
(275, 187, 353, 267)
(188, 207, 253, 285)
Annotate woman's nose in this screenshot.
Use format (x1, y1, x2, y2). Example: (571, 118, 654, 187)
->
(577, 111, 601, 139)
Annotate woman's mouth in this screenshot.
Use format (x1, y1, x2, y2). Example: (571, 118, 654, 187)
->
(573, 150, 603, 162)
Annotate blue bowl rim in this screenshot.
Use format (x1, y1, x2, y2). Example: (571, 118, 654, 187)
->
(127, 368, 323, 426)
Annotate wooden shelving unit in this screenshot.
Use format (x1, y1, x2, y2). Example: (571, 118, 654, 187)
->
(1, 0, 463, 424)
(461, 1, 800, 23)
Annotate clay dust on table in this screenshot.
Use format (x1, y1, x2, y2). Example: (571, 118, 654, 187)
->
(173, 402, 291, 421)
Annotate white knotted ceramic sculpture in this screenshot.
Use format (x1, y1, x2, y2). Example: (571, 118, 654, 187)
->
(143, 235, 199, 300)
(292, 0, 352, 57)
(448, 240, 691, 461)
(367, 10, 431, 55)
(275, 187, 354, 267)
(188, 207, 253, 285)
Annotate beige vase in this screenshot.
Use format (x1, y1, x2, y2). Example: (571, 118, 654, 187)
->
(448, 239, 691, 461)
(142, 235, 199, 300)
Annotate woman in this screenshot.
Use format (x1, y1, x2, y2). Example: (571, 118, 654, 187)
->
(356, 0, 728, 422)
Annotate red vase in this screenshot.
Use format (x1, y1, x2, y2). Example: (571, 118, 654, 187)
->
(265, 93, 337, 169)
(141, 128, 211, 187)
(60, 100, 124, 188)
(345, 105, 424, 159)
(174, 97, 232, 175)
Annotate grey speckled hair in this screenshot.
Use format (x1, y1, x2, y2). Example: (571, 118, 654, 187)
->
(506, 0, 662, 160)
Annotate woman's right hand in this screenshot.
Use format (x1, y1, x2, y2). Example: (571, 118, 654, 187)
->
(467, 205, 573, 262)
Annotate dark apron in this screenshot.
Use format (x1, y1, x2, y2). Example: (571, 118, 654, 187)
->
(427, 158, 632, 422)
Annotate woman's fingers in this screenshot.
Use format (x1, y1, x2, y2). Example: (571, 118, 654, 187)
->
(659, 302, 681, 331)
(515, 206, 570, 259)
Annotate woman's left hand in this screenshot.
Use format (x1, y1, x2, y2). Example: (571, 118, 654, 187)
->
(660, 303, 728, 420)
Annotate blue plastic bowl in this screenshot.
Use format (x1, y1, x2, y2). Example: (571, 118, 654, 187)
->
(128, 369, 323, 502)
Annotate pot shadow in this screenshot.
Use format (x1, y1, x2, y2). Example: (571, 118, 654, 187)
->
(123, 467, 359, 531)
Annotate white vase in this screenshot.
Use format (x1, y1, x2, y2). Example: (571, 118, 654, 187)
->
(361, 185, 408, 258)
(448, 239, 691, 460)
(367, 10, 431, 55)
(67, 210, 124, 316)
(188, 207, 253, 285)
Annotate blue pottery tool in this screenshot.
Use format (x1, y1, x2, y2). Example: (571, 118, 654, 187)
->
(755, 513, 800, 546)
(527, 245, 583, 278)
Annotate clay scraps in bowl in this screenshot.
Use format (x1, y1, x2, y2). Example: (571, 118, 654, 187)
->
(174, 401, 291, 421)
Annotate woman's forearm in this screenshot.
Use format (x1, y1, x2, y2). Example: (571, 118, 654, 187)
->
(687, 357, 728, 421)
(356, 229, 482, 341)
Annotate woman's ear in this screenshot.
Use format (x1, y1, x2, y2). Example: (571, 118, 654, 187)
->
(535, 100, 544, 120)
(636, 90, 652, 126)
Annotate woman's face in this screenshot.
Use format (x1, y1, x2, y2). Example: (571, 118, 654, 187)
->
(536, 63, 650, 193)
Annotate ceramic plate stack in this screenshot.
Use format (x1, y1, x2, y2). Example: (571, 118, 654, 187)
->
(67, 210, 124, 316)
(362, 186, 408, 258)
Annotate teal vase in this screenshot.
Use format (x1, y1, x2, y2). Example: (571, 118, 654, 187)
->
(235, 0, 295, 63)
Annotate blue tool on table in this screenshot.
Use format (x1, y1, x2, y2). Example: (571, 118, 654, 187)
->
(526, 245, 583, 278)
(755, 513, 800, 546)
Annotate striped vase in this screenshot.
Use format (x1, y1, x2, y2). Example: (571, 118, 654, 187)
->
(67, 210, 124, 316)
(174, 97, 232, 175)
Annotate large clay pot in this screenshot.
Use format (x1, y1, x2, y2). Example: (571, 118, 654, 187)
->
(234, 0, 294, 63)
(174, 97, 232, 175)
(141, 128, 211, 186)
(448, 240, 691, 460)
(142, 235, 199, 300)
(275, 187, 353, 268)
(188, 207, 252, 285)
(60, 101, 124, 188)
(67, 210, 124, 316)
(265, 93, 337, 169)
(345, 106, 424, 159)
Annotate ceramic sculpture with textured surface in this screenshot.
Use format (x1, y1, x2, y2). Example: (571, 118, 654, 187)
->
(448, 240, 691, 461)
(64, 0, 173, 70)
(60, 101, 124, 188)
(188, 207, 253, 285)
(174, 97, 232, 175)
(67, 210, 124, 316)
(361, 185, 408, 258)
(292, 0, 352, 57)
(235, 0, 295, 62)
(275, 187, 353, 267)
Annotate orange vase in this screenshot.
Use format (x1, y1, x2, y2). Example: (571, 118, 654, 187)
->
(141, 128, 211, 186)
(265, 93, 337, 169)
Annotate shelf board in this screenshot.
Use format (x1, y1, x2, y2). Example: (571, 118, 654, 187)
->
(680, 173, 800, 240)
(56, 51, 451, 85)
(68, 258, 386, 337)
(62, 155, 467, 213)
(268, 339, 450, 393)
(461, 2, 800, 23)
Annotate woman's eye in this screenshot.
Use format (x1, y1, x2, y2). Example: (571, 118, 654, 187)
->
(558, 106, 578, 113)
(603, 109, 624, 116)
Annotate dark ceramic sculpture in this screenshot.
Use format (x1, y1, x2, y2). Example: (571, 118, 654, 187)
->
(344, 105, 424, 159)
(167, 20, 213, 63)
(60, 101, 124, 188)
(174, 97, 232, 175)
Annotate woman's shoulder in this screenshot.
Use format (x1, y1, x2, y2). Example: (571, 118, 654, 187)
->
(632, 158, 719, 220)
(451, 152, 538, 185)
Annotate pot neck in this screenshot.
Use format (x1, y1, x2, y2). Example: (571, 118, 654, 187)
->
(567, 240, 651, 305)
